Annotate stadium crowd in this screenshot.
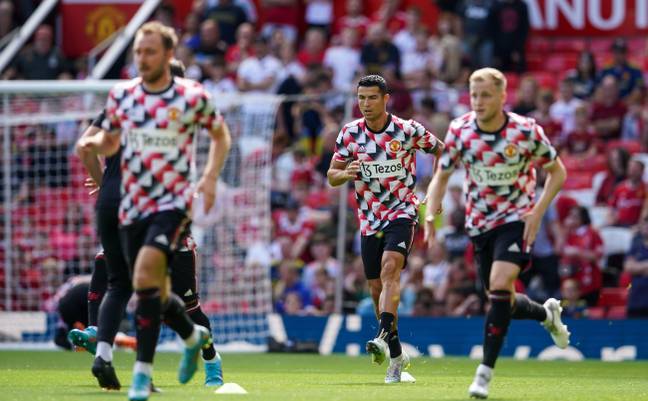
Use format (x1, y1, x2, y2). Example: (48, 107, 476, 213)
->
(1, 0, 648, 319)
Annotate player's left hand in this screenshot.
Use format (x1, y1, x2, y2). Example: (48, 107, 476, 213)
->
(195, 175, 217, 213)
(521, 210, 542, 252)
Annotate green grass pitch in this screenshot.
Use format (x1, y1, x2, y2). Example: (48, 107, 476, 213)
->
(0, 351, 647, 401)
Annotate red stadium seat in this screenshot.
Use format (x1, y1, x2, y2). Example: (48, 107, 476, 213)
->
(597, 287, 628, 307)
(607, 139, 643, 155)
(531, 71, 558, 90)
(627, 37, 646, 54)
(552, 38, 586, 53)
(504, 73, 520, 91)
(527, 37, 551, 53)
(606, 306, 627, 319)
(586, 306, 606, 319)
(545, 53, 579, 74)
(562, 171, 595, 190)
(526, 53, 545, 71)
(589, 38, 614, 53)
(618, 271, 632, 288)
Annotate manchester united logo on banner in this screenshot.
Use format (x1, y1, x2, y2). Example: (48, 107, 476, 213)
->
(85, 6, 126, 45)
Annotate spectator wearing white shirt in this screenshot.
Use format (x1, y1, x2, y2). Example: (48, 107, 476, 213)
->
(323, 27, 360, 92)
(203, 61, 238, 94)
(277, 41, 306, 85)
(550, 78, 583, 136)
(237, 37, 283, 93)
(393, 7, 423, 56)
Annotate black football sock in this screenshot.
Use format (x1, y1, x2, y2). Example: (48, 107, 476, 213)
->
(388, 330, 402, 359)
(188, 307, 216, 360)
(135, 288, 162, 363)
(511, 293, 547, 322)
(96, 286, 131, 345)
(377, 312, 395, 340)
(482, 290, 511, 368)
(162, 293, 194, 340)
(88, 256, 108, 327)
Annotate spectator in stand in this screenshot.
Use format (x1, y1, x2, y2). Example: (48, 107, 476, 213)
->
(180, 11, 201, 49)
(372, 0, 407, 35)
(260, 0, 300, 44)
(393, 6, 424, 56)
(323, 27, 360, 92)
(598, 39, 644, 99)
(459, 0, 494, 69)
(560, 278, 587, 318)
(208, 0, 258, 24)
(3, 24, 69, 80)
(623, 216, 648, 317)
(153, 4, 176, 28)
(174, 44, 203, 81)
(203, 60, 238, 94)
(434, 16, 463, 84)
(621, 90, 646, 143)
(277, 41, 306, 86)
(273, 260, 311, 314)
(225, 22, 255, 76)
(0, 0, 15, 41)
(423, 242, 450, 299)
(305, 0, 333, 33)
(205, 0, 248, 45)
(512, 76, 538, 116)
(596, 147, 630, 205)
(360, 23, 401, 78)
(530, 90, 562, 143)
(567, 51, 598, 99)
(550, 78, 584, 137)
(559, 206, 603, 306)
(308, 268, 335, 315)
(562, 104, 598, 158)
(302, 234, 340, 289)
(191, 19, 228, 64)
(335, 0, 370, 40)
(440, 209, 471, 261)
(607, 158, 646, 227)
(297, 28, 327, 67)
(237, 37, 283, 93)
(489, 0, 529, 72)
(591, 75, 628, 141)
(401, 30, 437, 93)
(273, 197, 316, 261)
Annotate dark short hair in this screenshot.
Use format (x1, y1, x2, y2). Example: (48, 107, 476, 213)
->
(577, 206, 591, 226)
(358, 75, 388, 95)
(169, 59, 185, 77)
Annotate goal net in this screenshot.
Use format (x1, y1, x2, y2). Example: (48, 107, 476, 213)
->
(0, 81, 277, 350)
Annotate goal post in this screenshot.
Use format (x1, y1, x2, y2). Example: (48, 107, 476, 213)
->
(0, 81, 278, 349)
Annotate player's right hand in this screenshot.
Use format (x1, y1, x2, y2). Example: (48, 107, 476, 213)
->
(84, 177, 100, 197)
(423, 217, 437, 249)
(345, 160, 361, 180)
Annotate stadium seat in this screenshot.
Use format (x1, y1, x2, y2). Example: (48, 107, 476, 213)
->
(503, 73, 520, 90)
(527, 37, 551, 53)
(552, 38, 586, 53)
(618, 271, 632, 288)
(589, 206, 610, 228)
(599, 226, 634, 256)
(606, 306, 627, 319)
(589, 38, 614, 53)
(526, 53, 546, 71)
(545, 53, 579, 74)
(607, 139, 642, 155)
(562, 171, 595, 190)
(597, 287, 628, 307)
(586, 306, 606, 319)
(531, 71, 558, 90)
(627, 37, 646, 54)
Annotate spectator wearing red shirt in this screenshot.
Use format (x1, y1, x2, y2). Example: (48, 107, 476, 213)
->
(297, 28, 327, 67)
(596, 147, 630, 205)
(591, 75, 628, 141)
(608, 159, 646, 227)
(559, 206, 603, 306)
(335, 0, 370, 40)
(273, 197, 316, 260)
(530, 90, 562, 144)
(372, 0, 407, 35)
(260, 0, 300, 44)
(225, 22, 255, 77)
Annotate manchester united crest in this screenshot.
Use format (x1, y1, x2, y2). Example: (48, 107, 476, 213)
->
(504, 143, 518, 158)
(85, 6, 126, 45)
(388, 140, 402, 153)
(168, 107, 181, 121)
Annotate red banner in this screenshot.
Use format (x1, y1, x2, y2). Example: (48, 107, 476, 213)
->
(526, 0, 648, 36)
(61, 0, 141, 58)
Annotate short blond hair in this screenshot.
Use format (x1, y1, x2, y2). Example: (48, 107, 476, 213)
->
(136, 21, 178, 50)
(469, 68, 507, 93)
